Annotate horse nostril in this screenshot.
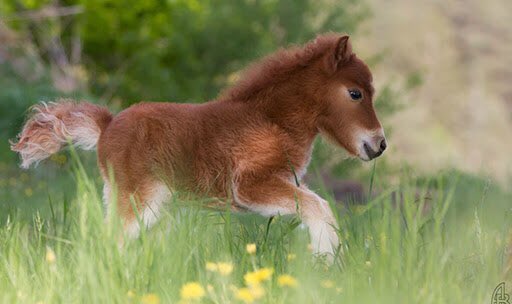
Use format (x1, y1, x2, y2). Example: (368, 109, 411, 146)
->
(379, 139, 387, 152)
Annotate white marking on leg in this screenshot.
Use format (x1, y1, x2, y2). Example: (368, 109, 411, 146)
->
(233, 182, 340, 257)
(125, 182, 172, 238)
(301, 192, 340, 257)
(304, 217, 339, 256)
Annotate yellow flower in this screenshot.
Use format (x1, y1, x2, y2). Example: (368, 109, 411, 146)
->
(127, 290, 136, 298)
(206, 262, 218, 272)
(141, 293, 160, 304)
(287, 254, 296, 261)
(235, 284, 265, 303)
(51, 154, 67, 165)
(365, 261, 372, 267)
(244, 268, 273, 286)
(206, 262, 233, 276)
(24, 187, 33, 197)
(246, 243, 256, 254)
(227, 72, 241, 85)
(45, 247, 56, 264)
(277, 274, 298, 287)
(180, 282, 205, 300)
(217, 262, 233, 276)
(251, 284, 265, 298)
(321, 280, 334, 289)
(235, 288, 255, 303)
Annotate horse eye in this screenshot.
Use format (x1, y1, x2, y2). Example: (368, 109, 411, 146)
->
(349, 89, 363, 101)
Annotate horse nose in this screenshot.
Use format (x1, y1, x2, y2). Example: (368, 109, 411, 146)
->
(379, 138, 387, 153)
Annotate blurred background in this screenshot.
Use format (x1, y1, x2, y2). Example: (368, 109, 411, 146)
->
(0, 0, 510, 216)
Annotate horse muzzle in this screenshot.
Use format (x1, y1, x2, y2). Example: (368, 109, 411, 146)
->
(357, 130, 387, 161)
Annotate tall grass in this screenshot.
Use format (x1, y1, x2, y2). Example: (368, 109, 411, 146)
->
(0, 157, 510, 303)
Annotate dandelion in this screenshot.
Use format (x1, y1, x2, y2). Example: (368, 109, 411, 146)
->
(235, 288, 255, 303)
(246, 243, 256, 254)
(24, 187, 33, 197)
(235, 284, 264, 303)
(321, 280, 334, 289)
(287, 253, 296, 261)
(227, 72, 241, 85)
(244, 268, 273, 286)
(206, 261, 233, 276)
(127, 290, 136, 298)
(180, 282, 205, 301)
(51, 154, 67, 165)
(277, 274, 298, 287)
(217, 262, 233, 276)
(141, 293, 160, 304)
(45, 247, 56, 264)
(206, 262, 218, 272)
(249, 284, 265, 299)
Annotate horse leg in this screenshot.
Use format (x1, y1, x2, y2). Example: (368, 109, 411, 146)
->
(103, 178, 171, 239)
(234, 176, 340, 257)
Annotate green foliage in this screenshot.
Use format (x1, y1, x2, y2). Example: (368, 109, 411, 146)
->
(79, 0, 365, 104)
(0, 66, 57, 140)
(2, 0, 366, 105)
(0, 65, 96, 162)
(0, 66, 58, 162)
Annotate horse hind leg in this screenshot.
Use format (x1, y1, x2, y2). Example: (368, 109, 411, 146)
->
(124, 181, 172, 238)
(103, 179, 172, 239)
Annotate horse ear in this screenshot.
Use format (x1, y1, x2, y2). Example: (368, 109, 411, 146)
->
(330, 35, 353, 71)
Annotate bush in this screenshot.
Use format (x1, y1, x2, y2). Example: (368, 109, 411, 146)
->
(2, 0, 366, 105)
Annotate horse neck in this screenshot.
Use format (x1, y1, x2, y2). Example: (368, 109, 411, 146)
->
(242, 79, 320, 146)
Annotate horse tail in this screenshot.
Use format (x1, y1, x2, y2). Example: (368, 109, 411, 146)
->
(10, 99, 113, 169)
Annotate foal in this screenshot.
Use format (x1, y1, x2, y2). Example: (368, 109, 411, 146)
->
(11, 33, 386, 258)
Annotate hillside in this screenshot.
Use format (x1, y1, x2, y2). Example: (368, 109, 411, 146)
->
(357, 0, 512, 182)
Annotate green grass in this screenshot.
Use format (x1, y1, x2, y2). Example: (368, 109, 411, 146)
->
(0, 155, 510, 303)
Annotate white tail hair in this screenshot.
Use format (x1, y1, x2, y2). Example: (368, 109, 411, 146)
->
(10, 99, 112, 169)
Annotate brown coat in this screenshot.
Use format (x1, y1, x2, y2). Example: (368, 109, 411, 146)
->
(12, 33, 386, 258)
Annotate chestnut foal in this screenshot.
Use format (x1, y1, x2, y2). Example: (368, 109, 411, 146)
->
(11, 33, 386, 258)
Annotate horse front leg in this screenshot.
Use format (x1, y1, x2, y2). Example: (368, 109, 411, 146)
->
(233, 176, 340, 259)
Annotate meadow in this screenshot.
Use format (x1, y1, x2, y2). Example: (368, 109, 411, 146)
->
(0, 150, 510, 303)
(1, 1, 511, 303)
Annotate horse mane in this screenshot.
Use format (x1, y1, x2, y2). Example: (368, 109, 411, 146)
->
(219, 33, 341, 102)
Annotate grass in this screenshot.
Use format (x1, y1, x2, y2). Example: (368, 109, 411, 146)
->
(0, 154, 511, 303)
